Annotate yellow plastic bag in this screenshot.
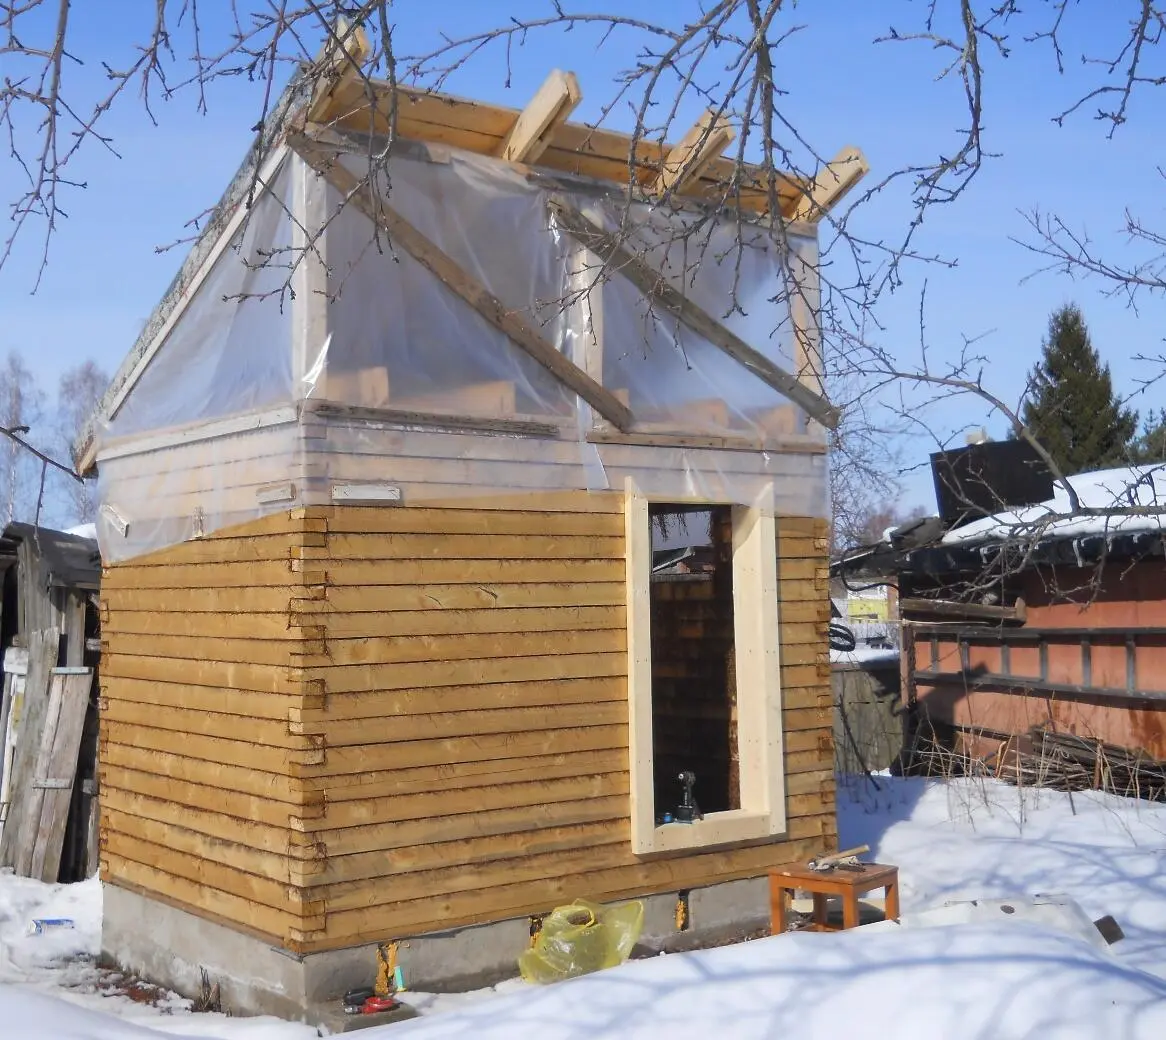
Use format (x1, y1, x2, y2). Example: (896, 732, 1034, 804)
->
(518, 899, 644, 984)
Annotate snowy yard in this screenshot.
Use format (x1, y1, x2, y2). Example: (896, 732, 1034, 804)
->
(4, 775, 1166, 1038)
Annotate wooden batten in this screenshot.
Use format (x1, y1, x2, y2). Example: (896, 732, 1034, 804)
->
(792, 146, 870, 224)
(654, 108, 736, 196)
(547, 200, 841, 430)
(498, 69, 583, 164)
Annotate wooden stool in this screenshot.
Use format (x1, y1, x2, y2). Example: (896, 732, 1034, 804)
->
(769, 862, 900, 934)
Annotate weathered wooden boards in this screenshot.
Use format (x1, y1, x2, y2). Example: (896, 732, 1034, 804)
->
(0, 630, 62, 869)
(98, 502, 835, 954)
(0, 645, 28, 838)
(25, 669, 95, 882)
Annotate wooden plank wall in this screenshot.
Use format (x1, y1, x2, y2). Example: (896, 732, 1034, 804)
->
(98, 510, 329, 946)
(97, 500, 834, 955)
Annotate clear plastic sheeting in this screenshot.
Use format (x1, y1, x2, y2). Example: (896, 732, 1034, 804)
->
(580, 197, 817, 442)
(103, 161, 296, 441)
(318, 152, 574, 419)
(518, 899, 644, 984)
(95, 418, 301, 562)
(93, 145, 829, 563)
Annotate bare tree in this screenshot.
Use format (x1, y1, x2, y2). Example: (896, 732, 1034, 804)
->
(2, 1, 1165, 560)
(54, 360, 108, 524)
(0, 351, 45, 525)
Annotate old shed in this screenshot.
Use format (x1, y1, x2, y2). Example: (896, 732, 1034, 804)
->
(76, 31, 865, 1021)
(0, 522, 101, 884)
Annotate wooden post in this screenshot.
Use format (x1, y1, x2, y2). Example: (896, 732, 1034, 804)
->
(291, 152, 330, 396)
(64, 591, 85, 667)
(569, 242, 605, 427)
(787, 242, 824, 432)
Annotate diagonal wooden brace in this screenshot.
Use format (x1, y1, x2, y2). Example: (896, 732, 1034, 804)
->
(547, 200, 841, 430)
(290, 135, 635, 432)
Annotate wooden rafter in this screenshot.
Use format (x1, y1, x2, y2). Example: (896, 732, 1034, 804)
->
(303, 19, 372, 126)
(654, 109, 736, 197)
(792, 146, 870, 224)
(310, 77, 806, 216)
(548, 200, 841, 430)
(291, 135, 635, 432)
(498, 69, 582, 165)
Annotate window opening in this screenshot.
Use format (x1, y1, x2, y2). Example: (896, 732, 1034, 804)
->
(648, 503, 739, 822)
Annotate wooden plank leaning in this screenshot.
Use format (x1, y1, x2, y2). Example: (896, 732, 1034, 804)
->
(0, 627, 61, 869)
(288, 134, 635, 433)
(546, 199, 841, 430)
(27, 668, 95, 882)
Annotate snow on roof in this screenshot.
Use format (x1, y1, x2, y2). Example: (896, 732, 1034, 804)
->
(942, 464, 1166, 546)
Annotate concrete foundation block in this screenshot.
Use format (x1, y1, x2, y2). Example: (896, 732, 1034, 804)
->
(689, 877, 769, 932)
(102, 874, 775, 1024)
(101, 883, 314, 1024)
(638, 891, 682, 938)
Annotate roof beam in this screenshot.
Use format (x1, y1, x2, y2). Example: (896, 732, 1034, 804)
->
(548, 199, 841, 430)
(792, 146, 869, 223)
(303, 18, 372, 126)
(498, 69, 582, 165)
(654, 109, 735, 197)
(291, 135, 635, 432)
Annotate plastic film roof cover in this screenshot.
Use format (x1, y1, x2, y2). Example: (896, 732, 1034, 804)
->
(95, 145, 827, 561)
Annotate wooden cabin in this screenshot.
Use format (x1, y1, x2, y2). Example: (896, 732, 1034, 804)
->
(77, 31, 866, 1022)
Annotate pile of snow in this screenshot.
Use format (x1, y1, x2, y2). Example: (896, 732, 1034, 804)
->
(4, 777, 1166, 1038)
(943, 463, 1166, 545)
(383, 920, 1166, 1039)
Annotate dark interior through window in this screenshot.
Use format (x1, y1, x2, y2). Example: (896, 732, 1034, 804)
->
(648, 503, 739, 821)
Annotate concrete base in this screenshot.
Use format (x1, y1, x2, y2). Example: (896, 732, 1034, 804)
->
(101, 876, 772, 1025)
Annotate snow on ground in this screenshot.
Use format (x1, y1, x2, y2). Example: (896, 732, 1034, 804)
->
(0, 873, 316, 1039)
(4, 776, 1166, 1037)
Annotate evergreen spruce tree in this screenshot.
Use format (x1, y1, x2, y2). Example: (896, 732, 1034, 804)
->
(1020, 304, 1137, 473)
(1128, 408, 1166, 464)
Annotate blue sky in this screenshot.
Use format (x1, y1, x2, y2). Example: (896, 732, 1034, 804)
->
(2, 1, 1163, 511)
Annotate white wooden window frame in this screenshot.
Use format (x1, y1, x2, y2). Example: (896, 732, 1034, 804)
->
(625, 479, 786, 855)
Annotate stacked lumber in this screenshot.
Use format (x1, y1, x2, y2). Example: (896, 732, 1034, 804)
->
(97, 500, 836, 955)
